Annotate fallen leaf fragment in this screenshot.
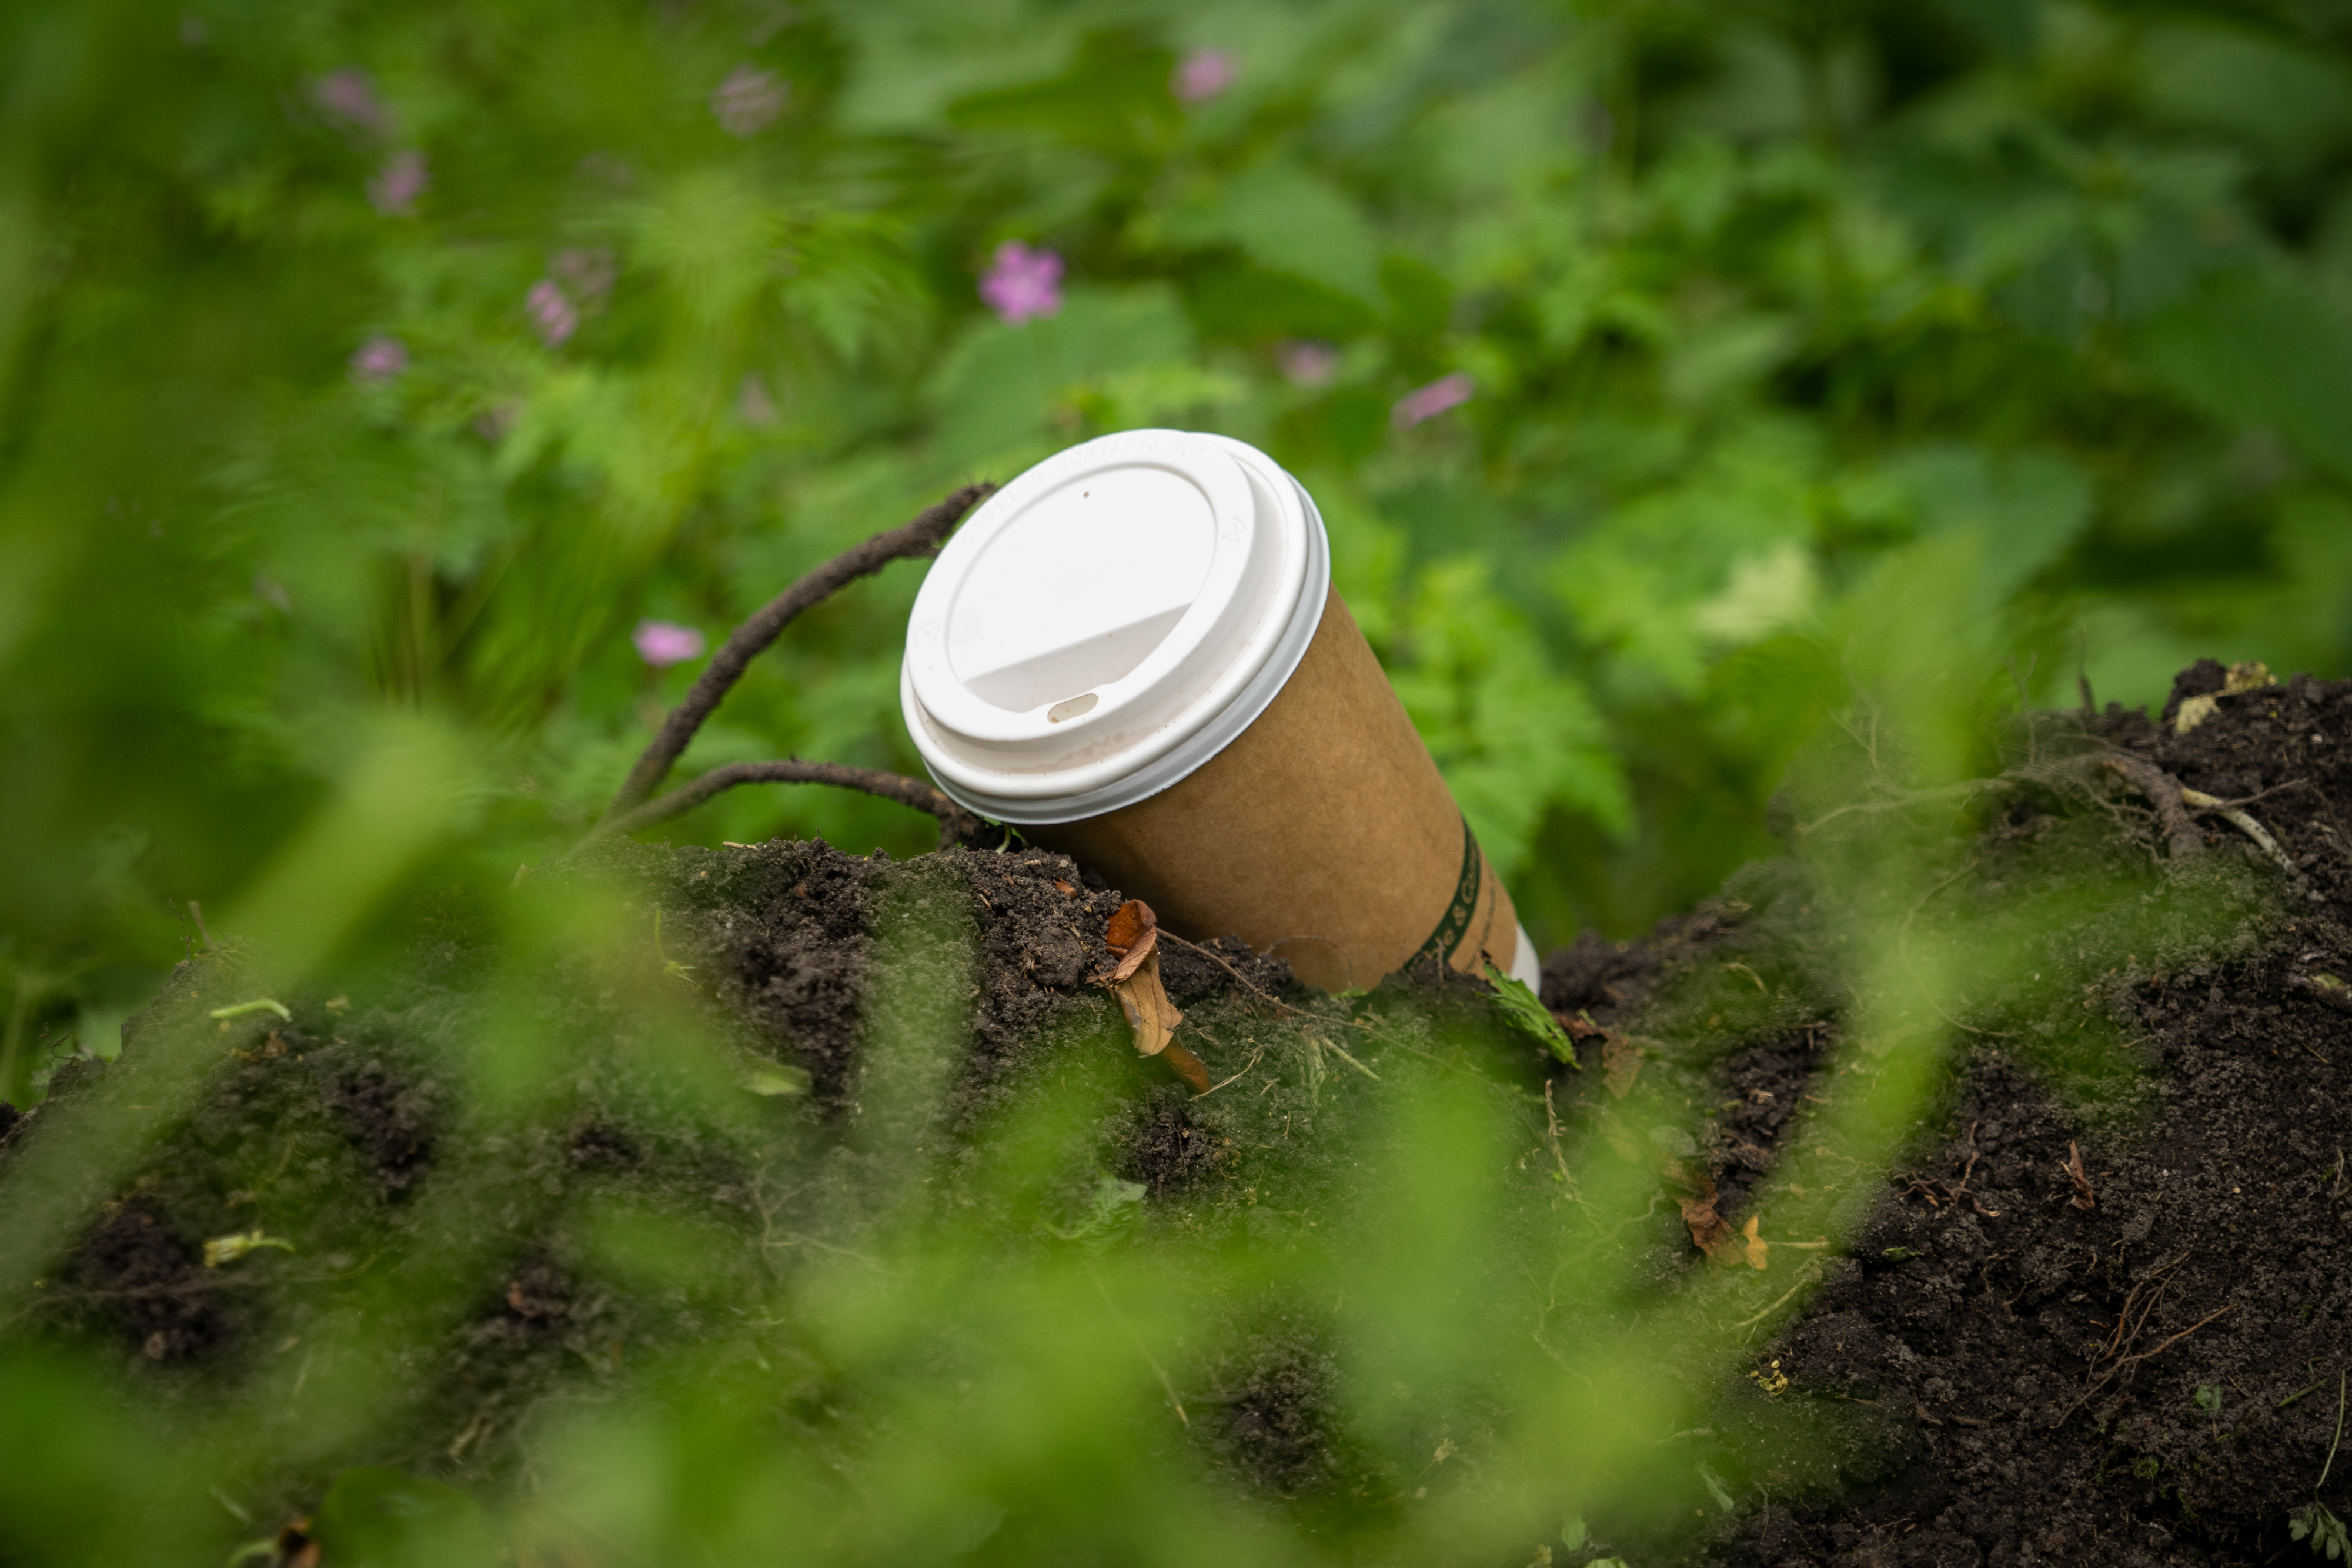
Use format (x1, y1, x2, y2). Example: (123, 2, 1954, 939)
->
(1111, 948, 1184, 1057)
(1054, 879, 1076, 897)
(1103, 898, 1162, 982)
(1676, 1182, 1747, 1265)
(2060, 1139, 2096, 1210)
(1739, 1213, 1770, 1271)
(1602, 1034, 1643, 1099)
(2173, 659, 2277, 733)
(1161, 1042, 1211, 1094)
(1109, 925, 1157, 984)
(1104, 898, 1155, 953)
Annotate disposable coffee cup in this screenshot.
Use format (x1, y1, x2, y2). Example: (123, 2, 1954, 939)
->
(900, 429, 1541, 995)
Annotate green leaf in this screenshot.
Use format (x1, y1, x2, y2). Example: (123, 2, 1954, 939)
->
(1047, 1175, 1148, 1249)
(930, 285, 1194, 466)
(2137, 21, 2352, 169)
(310, 1467, 499, 1568)
(1882, 444, 2092, 606)
(1484, 962, 1577, 1066)
(2140, 270, 2352, 484)
(1162, 162, 1382, 305)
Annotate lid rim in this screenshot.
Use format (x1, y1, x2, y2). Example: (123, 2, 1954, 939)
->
(904, 433, 1256, 750)
(905, 450, 1331, 824)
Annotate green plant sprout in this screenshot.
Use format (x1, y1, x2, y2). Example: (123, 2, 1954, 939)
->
(201, 1231, 295, 1268)
(742, 1064, 810, 1098)
(2196, 1383, 2223, 1435)
(1485, 961, 1579, 1066)
(652, 908, 696, 986)
(2291, 1373, 2351, 1559)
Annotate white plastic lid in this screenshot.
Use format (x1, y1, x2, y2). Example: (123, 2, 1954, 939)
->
(901, 429, 1329, 825)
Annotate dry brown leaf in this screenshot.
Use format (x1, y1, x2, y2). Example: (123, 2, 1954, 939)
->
(1108, 924, 1158, 984)
(2061, 1140, 2096, 1210)
(1053, 879, 1076, 897)
(1564, 1013, 1606, 1044)
(1161, 1042, 1211, 1094)
(1111, 948, 1183, 1057)
(1601, 1034, 1643, 1099)
(1676, 1181, 1747, 1265)
(1105, 898, 1155, 952)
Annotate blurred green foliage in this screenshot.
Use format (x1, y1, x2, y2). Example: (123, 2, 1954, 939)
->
(6, 0, 2352, 1089)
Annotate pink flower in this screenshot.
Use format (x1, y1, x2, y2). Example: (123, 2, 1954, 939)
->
(313, 68, 392, 137)
(634, 620, 707, 667)
(1172, 48, 1238, 104)
(474, 400, 520, 442)
(553, 248, 617, 311)
(349, 335, 408, 383)
(526, 279, 578, 347)
(737, 373, 778, 426)
(1391, 371, 1475, 430)
(369, 148, 429, 215)
(1277, 339, 1340, 387)
(711, 65, 788, 136)
(978, 241, 1065, 325)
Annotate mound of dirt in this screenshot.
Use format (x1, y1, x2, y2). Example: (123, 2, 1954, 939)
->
(3, 662, 2348, 1566)
(1608, 664, 2352, 1567)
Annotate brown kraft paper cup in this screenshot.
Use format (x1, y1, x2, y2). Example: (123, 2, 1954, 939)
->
(1028, 588, 1520, 993)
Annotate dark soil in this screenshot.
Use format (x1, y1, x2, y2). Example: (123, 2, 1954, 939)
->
(5, 661, 2351, 1565)
(1585, 663, 2352, 1568)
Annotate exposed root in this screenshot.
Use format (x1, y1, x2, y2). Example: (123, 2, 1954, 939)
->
(1798, 747, 2214, 867)
(2096, 755, 2206, 862)
(2058, 1252, 2231, 1427)
(2180, 786, 2314, 896)
(596, 483, 994, 830)
(576, 761, 985, 851)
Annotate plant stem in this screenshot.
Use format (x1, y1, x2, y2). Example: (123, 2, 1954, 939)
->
(0, 983, 29, 1108)
(2320, 1371, 2347, 1493)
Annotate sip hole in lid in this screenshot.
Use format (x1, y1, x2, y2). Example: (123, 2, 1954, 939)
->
(901, 429, 1327, 824)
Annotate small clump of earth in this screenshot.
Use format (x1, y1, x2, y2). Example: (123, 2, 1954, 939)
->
(5, 658, 2352, 1567)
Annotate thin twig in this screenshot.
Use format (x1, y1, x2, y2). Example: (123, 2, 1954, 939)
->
(1090, 1268, 1188, 1428)
(1544, 1079, 1573, 1186)
(597, 483, 994, 826)
(1733, 1261, 1822, 1330)
(1154, 930, 1308, 1018)
(1796, 779, 2018, 838)
(1796, 749, 2209, 867)
(579, 760, 983, 849)
(2321, 1372, 2348, 1492)
(1192, 1047, 1266, 1100)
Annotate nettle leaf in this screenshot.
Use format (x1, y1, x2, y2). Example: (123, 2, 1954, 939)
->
(1881, 444, 2092, 606)
(2137, 20, 2352, 169)
(929, 285, 1194, 466)
(1162, 161, 1383, 305)
(2140, 270, 2352, 484)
